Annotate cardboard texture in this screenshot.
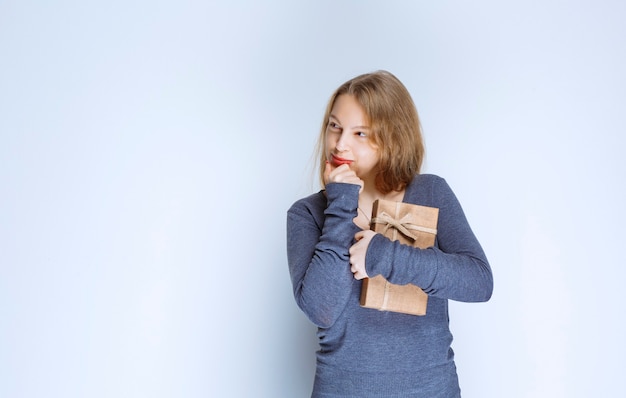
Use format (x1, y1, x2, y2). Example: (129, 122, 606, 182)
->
(359, 199, 439, 316)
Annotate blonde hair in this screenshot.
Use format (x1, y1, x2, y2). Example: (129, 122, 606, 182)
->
(316, 70, 425, 194)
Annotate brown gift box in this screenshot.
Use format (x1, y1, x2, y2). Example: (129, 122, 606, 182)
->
(359, 199, 439, 316)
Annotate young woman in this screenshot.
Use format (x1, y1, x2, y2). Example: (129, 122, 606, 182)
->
(286, 70, 493, 397)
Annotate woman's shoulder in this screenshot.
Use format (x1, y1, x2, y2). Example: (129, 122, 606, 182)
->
(407, 173, 448, 192)
(287, 190, 327, 230)
(288, 190, 326, 214)
(412, 173, 445, 184)
(404, 173, 452, 206)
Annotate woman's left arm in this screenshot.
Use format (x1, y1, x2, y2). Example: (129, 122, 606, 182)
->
(364, 177, 493, 303)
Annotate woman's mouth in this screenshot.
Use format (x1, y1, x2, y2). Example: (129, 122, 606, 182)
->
(330, 154, 353, 167)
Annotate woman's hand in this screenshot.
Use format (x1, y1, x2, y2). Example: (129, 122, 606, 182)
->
(349, 230, 377, 280)
(324, 161, 364, 193)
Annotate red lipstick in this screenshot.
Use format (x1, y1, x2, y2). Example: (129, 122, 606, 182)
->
(330, 154, 353, 167)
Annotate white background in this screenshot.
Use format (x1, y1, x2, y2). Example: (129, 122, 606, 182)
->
(1, 1, 625, 397)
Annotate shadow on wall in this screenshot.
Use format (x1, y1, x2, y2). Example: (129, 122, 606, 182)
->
(287, 312, 318, 395)
(266, 269, 318, 396)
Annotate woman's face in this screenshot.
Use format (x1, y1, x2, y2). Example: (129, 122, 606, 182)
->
(325, 94, 379, 182)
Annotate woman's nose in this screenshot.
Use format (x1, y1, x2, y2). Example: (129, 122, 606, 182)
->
(335, 132, 349, 152)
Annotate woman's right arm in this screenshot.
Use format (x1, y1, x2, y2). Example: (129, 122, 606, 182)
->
(286, 183, 361, 328)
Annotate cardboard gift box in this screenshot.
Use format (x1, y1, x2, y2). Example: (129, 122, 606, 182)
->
(359, 199, 439, 316)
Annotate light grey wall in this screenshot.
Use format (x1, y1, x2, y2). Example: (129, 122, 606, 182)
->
(1, 1, 624, 397)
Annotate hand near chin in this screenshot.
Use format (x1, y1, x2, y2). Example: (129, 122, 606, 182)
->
(349, 230, 376, 280)
(324, 161, 364, 193)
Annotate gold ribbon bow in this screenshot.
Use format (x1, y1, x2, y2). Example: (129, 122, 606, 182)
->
(371, 211, 437, 242)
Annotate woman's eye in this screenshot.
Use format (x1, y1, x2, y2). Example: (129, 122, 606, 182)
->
(356, 131, 367, 137)
(328, 122, 340, 130)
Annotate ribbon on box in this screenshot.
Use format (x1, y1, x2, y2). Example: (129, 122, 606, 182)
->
(371, 211, 437, 242)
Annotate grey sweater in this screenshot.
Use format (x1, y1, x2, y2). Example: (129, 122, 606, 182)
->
(286, 174, 493, 397)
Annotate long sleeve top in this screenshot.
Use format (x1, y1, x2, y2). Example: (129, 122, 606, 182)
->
(286, 174, 493, 397)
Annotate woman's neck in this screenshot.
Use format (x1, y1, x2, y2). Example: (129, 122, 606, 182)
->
(355, 185, 406, 230)
(360, 184, 405, 204)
